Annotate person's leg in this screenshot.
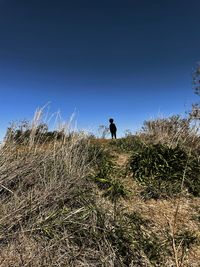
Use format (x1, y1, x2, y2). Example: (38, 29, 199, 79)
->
(114, 132, 117, 139)
(111, 132, 114, 139)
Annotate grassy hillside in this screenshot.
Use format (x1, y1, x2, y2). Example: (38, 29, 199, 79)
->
(0, 115, 199, 266)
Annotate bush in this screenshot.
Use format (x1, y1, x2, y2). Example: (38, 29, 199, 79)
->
(5, 123, 65, 144)
(138, 115, 200, 150)
(129, 143, 200, 199)
(88, 143, 115, 179)
(142, 115, 190, 136)
(111, 135, 144, 153)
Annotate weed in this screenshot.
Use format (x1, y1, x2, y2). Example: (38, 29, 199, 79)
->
(129, 143, 200, 199)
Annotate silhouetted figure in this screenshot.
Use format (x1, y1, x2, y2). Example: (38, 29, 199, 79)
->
(109, 118, 117, 139)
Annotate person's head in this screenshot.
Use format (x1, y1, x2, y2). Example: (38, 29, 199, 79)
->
(109, 118, 114, 123)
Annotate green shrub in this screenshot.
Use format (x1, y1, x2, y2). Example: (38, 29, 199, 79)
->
(88, 144, 115, 179)
(112, 135, 144, 152)
(129, 143, 200, 199)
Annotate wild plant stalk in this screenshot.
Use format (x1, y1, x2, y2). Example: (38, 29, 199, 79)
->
(139, 115, 200, 151)
(169, 149, 191, 267)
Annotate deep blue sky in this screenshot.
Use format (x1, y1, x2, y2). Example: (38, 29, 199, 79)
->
(0, 0, 199, 138)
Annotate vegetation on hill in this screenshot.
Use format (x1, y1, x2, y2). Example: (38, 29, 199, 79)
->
(0, 104, 200, 266)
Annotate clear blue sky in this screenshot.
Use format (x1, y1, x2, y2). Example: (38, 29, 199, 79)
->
(0, 0, 199, 139)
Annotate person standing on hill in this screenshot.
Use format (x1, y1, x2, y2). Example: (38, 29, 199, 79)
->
(109, 118, 117, 139)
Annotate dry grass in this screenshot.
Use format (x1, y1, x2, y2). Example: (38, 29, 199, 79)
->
(121, 195, 200, 267)
(0, 110, 199, 266)
(0, 132, 96, 266)
(138, 116, 200, 153)
(0, 110, 119, 266)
